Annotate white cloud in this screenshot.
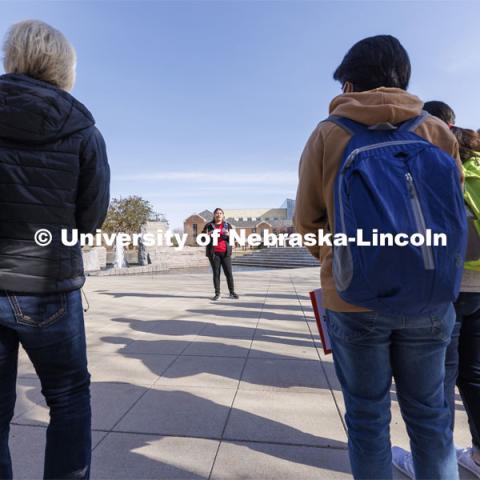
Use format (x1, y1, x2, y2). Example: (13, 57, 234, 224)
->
(126, 186, 296, 198)
(114, 170, 297, 185)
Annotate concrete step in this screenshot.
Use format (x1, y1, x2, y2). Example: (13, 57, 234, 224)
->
(233, 264, 318, 269)
(234, 255, 317, 262)
(235, 250, 315, 257)
(232, 247, 319, 269)
(233, 262, 316, 269)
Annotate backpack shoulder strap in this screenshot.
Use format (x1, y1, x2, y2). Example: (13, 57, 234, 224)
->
(397, 111, 430, 132)
(322, 115, 368, 136)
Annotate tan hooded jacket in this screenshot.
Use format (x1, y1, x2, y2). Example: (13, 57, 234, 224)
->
(294, 88, 462, 312)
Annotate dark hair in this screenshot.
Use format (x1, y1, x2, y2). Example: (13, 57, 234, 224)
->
(450, 126, 480, 162)
(212, 208, 224, 222)
(333, 35, 411, 92)
(423, 101, 456, 126)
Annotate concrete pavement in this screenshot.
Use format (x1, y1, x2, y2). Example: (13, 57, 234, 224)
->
(10, 267, 475, 479)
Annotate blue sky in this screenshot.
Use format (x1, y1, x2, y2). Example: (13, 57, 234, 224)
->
(1, 0, 479, 228)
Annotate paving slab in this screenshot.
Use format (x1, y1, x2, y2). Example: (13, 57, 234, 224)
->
(199, 322, 257, 339)
(88, 352, 176, 385)
(121, 335, 197, 355)
(239, 358, 330, 392)
(210, 441, 351, 479)
(181, 336, 253, 357)
(156, 355, 245, 388)
(224, 389, 347, 447)
(249, 337, 319, 360)
(92, 433, 219, 479)
(113, 386, 237, 438)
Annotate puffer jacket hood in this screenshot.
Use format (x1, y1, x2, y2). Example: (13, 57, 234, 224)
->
(0, 73, 94, 144)
(329, 87, 423, 126)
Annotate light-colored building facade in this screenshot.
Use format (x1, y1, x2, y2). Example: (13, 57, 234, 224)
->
(183, 199, 295, 247)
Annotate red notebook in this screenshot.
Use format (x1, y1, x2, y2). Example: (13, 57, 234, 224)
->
(309, 289, 332, 355)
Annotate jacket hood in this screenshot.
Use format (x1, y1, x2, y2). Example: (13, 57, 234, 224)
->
(0, 73, 95, 144)
(329, 87, 423, 126)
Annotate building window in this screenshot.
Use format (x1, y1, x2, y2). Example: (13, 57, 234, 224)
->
(193, 224, 198, 236)
(252, 227, 257, 233)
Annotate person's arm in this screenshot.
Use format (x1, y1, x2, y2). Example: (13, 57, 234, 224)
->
(202, 223, 213, 235)
(294, 126, 328, 259)
(76, 127, 110, 234)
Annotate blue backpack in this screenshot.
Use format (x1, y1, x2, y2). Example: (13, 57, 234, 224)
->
(329, 113, 467, 315)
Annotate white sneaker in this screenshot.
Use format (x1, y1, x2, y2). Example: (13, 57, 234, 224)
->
(392, 446, 415, 479)
(457, 448, 480, 478)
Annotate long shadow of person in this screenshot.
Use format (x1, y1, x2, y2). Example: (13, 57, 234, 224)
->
(187, 308, 307, 322)
(109, 316, 320, 350)
(14, 378, 351, 479)
(100, 334, 332, 392)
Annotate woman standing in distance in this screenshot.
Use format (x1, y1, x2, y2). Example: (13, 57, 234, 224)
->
(202, 208, 239, 300)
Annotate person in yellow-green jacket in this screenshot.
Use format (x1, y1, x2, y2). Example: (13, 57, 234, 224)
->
(442, 127, 480, 478)
(393, 103, 480, 479)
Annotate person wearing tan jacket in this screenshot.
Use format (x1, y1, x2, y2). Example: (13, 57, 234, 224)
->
(296, 91, 461, 314)
(295, 35, 461, 480)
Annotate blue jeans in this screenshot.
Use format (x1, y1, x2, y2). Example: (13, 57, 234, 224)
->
(0, 289, 91, 479)
(326, 305, 458, 480)
(445, 292, 480, 448)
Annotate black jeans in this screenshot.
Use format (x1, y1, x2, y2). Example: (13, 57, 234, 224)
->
(445, 292, 480, 448)
(209, 252, 235, 295)
(0, 289, 91, 479)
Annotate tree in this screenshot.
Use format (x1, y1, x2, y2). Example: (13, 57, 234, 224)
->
(102, 196, 154, 238)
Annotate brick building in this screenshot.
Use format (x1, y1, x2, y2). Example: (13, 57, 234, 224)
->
(183, 199, 295, 247)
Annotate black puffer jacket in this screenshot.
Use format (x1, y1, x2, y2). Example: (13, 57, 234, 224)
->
(0, 74, 110, 293)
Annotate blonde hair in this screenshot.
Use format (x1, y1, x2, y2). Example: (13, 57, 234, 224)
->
(3, 20, 76, 91)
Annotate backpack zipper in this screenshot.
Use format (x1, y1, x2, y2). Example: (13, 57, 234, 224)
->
(405, 172, 435, 270)
(343, 140, 429, 171)
(337, 139, 434, 271)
